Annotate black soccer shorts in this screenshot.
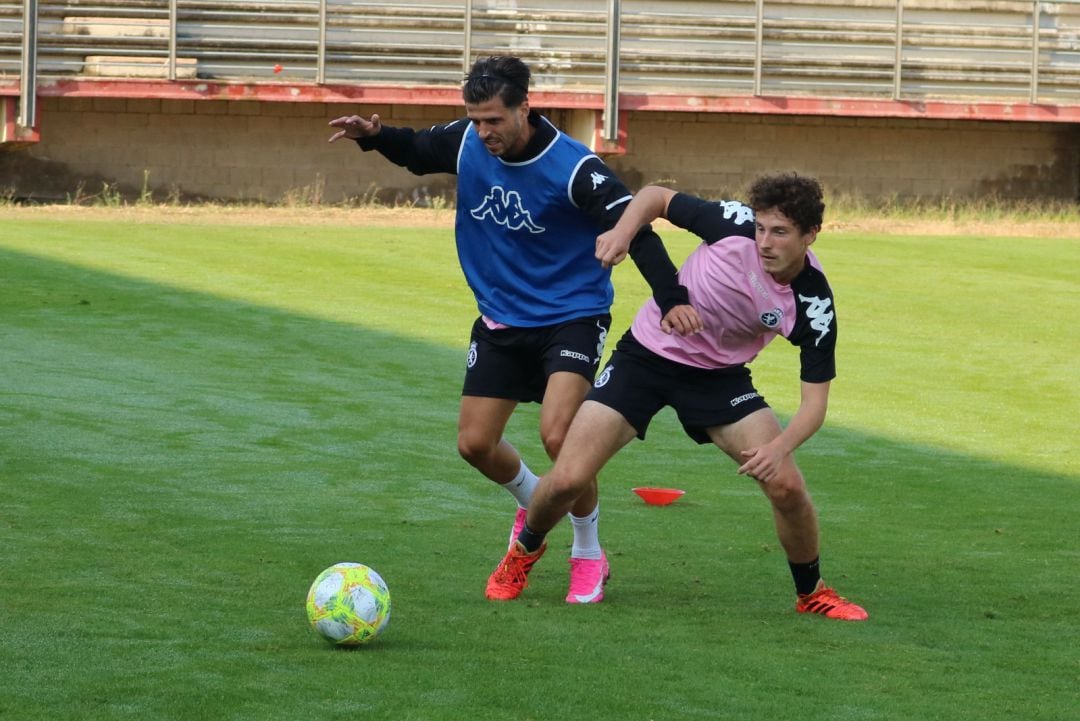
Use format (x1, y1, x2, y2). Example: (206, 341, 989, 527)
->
(587, 332, 769, 443)
(462, 314, 611, 403)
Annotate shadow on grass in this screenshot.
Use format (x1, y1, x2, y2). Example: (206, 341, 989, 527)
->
(1, 248, 1076, 721)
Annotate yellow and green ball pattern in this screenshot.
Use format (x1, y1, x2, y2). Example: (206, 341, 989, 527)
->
(306, 562, 391, 646)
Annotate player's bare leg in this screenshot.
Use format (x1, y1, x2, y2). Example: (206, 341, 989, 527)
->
(708, 408, 819, 560)
(539, 371, 597, 517)
(488, 400, 636, 602)
(529, 400, 637, 532)
(708, 409, 867, 620)
(539, 373, 613, 601)
(457, 395, 521, 484)
(458, 394, 540, 547)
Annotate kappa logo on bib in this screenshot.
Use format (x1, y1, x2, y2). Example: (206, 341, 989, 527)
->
(470, 185, 545, 233)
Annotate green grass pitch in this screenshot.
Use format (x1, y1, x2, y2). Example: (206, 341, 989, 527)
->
(0, 214, 1077, 720)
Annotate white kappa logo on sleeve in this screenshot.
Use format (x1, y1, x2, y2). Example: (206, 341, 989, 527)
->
(797, 295, 834, 346)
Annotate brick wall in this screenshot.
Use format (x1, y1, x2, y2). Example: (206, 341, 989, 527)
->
(3, 96, 1078, 204)
(613, 111, 1080, 202)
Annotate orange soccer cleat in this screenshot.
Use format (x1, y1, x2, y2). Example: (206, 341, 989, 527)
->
(485, 541, 546, 601)
(796, 581, 869, 621)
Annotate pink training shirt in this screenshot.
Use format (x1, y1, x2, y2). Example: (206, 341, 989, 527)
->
(631, 234, 830, 373)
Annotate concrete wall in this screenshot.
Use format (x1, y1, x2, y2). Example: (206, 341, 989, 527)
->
(2, 96, 1078, 204)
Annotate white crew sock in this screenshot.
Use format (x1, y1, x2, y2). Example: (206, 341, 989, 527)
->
(503, 460, 539, 509)
(570, 504, 602, 560)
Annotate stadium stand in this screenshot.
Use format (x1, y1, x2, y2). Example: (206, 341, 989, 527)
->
(3, 1, 1079, 101)
(1, 1, 1078, 201)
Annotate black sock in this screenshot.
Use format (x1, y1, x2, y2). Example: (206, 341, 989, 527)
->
(789, 558, 821, 596)
(516, 524, 547, 553)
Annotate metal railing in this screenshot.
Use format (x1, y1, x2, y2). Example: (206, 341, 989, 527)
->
(3, 0, 1080, 131)
(16, 0, 34, 126)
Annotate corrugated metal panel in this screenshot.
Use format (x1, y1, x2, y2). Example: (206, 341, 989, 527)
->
(1, 0, 1078, 105)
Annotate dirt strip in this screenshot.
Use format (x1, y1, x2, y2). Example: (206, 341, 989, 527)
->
(2, 204, 1078, 237)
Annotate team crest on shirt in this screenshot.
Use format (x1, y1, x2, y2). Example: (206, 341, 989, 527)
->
(594, 364, 613, 388)
(466, 341, 478, 368)
(760, 308, 783, 328)
(470, 185, 544, 234)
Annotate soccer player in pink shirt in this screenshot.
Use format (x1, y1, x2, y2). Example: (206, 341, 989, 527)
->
(486, 173, 868, 620)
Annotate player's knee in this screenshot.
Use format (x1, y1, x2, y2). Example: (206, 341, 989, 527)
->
(540, 428, 566, 461)
(545, 465, 589, 505)
(457, 432, 496, 467)
(763, 472, 810, 512)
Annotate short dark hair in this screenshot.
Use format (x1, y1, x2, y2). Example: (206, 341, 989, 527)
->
(463, 56, 530, 108)
(748, 173, 825, 233)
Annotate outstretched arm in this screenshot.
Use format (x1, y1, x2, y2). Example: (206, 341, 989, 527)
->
(327, 113, 383, 142)
(326, 114, 463, 175)
(738, 381, 830, 483)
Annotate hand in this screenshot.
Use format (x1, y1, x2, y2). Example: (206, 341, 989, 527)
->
(327, 113, 382, 143)
(660, 304, 703, 336)
(595, 229, 632, 269)
(737, 444, 786, 483)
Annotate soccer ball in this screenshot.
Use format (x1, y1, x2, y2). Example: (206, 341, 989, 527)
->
(305, 562, 391, 647)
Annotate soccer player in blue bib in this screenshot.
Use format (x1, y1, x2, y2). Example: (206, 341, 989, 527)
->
(328, 56, 695, 603)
